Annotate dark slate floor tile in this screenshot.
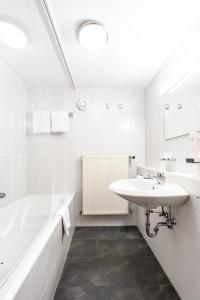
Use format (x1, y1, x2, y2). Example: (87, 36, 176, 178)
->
(96, 239, 153, 257)
(118, 226, 143, 239)
(140, 284, 181, 300)
(96, 286, 143, 300)
(54, 286, 96, 300)
(55, 227, 178, 300)
(134, 257, 171, 288)
(73, 226, 120, 240)
(58, 258, 98, 288)
(93, 256, 138, 287)
(59, 256, 138, 287)
(68, 239, 96, 258)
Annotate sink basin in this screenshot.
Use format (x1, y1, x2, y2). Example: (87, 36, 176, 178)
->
(109, 179, 189, 208)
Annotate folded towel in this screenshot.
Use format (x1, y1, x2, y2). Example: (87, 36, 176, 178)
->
(61, 211, 70, 236)
(32, 111, 51, 133)
(56, 206, 70, 236)
(51, 111, 69, 133)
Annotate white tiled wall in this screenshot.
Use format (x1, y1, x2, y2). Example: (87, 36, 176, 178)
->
(0, 59, 28, 203)
(137, 167, 200, 300)
(28, 88, 145, 225)
(138, 59, 200, 299)
(145, 64, 200, 177)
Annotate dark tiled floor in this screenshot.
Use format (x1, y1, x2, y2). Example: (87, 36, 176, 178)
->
(54, 226, 180, 300)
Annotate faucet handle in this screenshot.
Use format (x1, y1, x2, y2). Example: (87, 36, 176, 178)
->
(156, 172, 165, 184)
(157, 172, 165, 177)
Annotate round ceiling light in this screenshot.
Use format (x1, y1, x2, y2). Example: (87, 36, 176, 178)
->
(0, 21, 28, 49)
(78, 21, 108, 50)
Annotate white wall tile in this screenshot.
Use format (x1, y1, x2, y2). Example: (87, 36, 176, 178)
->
(140, 54, 200, 299)
(0, 59, 28, 203)
(28, 88, 145, 225)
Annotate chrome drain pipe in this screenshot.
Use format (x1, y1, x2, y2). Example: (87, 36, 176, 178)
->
(145, 206, 176, 238)
(145, 209, 159, 237)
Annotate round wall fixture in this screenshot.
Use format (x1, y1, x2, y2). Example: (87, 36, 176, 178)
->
(77, 100, 88, 111)
(177, 104, 183, 110)
(78, 21, 108, 50)
(165, 104, 170, 110)
(0, 21, 28, 49)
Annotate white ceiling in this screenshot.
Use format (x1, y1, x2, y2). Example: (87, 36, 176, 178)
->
(0, 0, 68, 88)
(47, 0, 200, 89)
(1, 0, 200, 90)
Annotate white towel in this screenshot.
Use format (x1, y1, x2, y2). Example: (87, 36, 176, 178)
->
(51, 111, 69, 133)
(61, 210, 70, 235)
(56, 206, 71, 236)
(32, 111, 51, 133)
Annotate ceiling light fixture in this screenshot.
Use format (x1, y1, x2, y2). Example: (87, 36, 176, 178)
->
(78, 21, 108, 50)
(0, 21, 28, 49)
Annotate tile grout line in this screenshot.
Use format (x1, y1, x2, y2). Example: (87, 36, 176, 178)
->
(55, 227, 180, 300)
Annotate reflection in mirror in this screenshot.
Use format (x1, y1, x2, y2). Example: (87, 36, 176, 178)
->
(164, 64, 200, 139)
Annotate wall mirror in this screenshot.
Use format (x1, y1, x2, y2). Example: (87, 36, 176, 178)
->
(164, 65, 200, 139)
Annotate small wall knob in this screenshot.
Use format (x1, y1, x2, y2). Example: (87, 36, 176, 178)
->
(129, 155, 135, 159)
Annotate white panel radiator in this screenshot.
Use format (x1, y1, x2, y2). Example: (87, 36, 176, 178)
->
(82, 156, 129, 215)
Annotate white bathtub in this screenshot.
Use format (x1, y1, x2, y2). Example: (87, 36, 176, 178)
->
(0, 193, 75, 300)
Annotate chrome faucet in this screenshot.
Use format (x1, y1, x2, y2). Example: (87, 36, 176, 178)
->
(155, 172, 165, 185)
(144, 172, 165, 185)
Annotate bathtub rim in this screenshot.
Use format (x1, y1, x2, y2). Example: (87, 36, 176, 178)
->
(0, 192, 75, 300)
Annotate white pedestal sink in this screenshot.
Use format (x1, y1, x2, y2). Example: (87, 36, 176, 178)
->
(109, 178, 189, 209)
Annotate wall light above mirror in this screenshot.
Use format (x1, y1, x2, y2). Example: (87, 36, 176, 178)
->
(160, 17, 200, 97)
